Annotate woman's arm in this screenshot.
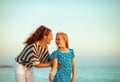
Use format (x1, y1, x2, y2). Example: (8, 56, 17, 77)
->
(34, 63, 51, 68)
(72, 58, 76, 82)
(49, 58, 58, 82)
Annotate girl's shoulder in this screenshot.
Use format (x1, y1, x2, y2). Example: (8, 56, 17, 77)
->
(69, 48, 75, 58)
(50, 50, 59, 59)
(51, 49, 58, 54)
(69, 48, 74, 53)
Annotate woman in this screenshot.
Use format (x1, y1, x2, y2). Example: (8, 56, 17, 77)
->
(14, 25, 53, 82)
(49, 32, 76, 82)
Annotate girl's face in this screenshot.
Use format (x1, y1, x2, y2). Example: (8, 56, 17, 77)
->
(46, 31, 53, 44)
(56, 35, 66, 48)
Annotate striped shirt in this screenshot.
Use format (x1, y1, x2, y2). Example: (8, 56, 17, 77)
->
(15, 43, 50, 68)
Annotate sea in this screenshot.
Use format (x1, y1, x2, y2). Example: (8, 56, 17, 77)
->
(0, 65, 120, 82)
(0, 55, 120, 82)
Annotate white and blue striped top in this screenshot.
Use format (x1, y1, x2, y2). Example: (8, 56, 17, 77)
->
(15, 43, 50, 68)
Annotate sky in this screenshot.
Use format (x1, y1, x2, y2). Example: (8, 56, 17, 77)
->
(0, 0, 120, 66)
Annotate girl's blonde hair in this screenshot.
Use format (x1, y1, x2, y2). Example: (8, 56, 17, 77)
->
(56, 32, 69, 48)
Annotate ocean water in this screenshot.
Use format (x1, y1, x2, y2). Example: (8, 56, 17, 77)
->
(0, 66, 120, 82)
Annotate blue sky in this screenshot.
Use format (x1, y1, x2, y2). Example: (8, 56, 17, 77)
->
(0, 0, 120, 65)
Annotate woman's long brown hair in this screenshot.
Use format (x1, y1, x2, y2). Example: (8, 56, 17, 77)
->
(24, 25, 52, 45)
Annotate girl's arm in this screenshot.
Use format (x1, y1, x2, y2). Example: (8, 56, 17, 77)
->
(49, 58, 58, 82)
(72, 58, 76, 82)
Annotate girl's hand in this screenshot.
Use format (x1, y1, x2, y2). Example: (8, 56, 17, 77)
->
(71, 77, 75, 82)
(49, 72, 54, 82)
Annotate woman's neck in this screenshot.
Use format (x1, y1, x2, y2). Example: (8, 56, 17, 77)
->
(37, 40, 47, 48)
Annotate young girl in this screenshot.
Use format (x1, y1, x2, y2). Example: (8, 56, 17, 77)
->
(49, 32, 76, 82)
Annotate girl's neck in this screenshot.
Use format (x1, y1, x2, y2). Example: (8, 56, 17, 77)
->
(58, 47, 69, 52)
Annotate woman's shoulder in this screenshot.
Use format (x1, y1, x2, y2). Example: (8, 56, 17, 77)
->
(24, 43, 35, 48)
(23, 43, 38, 50)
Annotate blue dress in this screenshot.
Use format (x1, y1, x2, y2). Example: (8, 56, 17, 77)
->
(50, 49, 75, 82)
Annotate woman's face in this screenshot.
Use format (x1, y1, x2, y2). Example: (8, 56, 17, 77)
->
(56, 35, 66, 48)
(46, 31, 53, 44)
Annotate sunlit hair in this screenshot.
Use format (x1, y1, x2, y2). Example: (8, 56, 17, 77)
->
(56, 32, 69, 48)
(24, 25, 52, 45)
